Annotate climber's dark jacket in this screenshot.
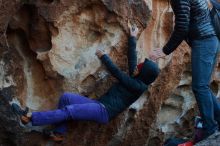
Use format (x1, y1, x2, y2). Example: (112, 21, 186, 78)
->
(97, 37, 160, 119)
(163, 0, 216, 55)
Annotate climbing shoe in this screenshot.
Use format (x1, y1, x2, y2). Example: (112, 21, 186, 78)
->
(11, 103, 30, 125)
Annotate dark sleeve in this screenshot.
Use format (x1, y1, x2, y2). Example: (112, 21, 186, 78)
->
(163, 0, 190, 55)
(101, 54, 147, 93)
(128, 36, 138, 76)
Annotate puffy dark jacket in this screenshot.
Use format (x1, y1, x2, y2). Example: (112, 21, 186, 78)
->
(163, 0, 216, 55)
(97, 37, 160, 119)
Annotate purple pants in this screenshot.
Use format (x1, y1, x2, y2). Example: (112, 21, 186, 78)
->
(31, 93, 109, 134)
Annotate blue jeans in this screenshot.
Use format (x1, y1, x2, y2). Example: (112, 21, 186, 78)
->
(191, 36, 220, 136)
(31, 93, 109, 134)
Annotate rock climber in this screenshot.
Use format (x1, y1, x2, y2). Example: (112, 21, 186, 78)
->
(150, 0, 220, 143)
(12, 24, 160, 142)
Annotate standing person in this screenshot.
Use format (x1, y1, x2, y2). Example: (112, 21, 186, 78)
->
(150, 0, 220, 142)
(12, 25, 160, 142)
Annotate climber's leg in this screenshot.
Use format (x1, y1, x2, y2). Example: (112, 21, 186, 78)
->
(31, 102, 109, 126)
(53, 92, 99, 134)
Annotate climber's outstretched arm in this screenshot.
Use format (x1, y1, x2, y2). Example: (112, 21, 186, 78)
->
(127, 24, 138, 76)
(96, 50, 147, 93)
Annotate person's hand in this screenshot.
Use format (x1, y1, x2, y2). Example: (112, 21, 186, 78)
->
(132, 67, 139, 77)
(128, 21, 139, 37)
(207, 0, 213, 9)
(149, 48, 166, 61)
(96, 49, 105, 58)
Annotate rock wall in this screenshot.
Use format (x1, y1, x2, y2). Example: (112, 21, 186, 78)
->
(195, 132, 220, 146)
(6, 0, 150, 111)
(0, 0, 219, 146)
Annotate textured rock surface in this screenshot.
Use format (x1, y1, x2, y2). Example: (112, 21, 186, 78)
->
(0, 0, 220, 146)
(0, 0, 151, 145)
(6, 0, 150, 111)
(195, 132, 220, 146)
